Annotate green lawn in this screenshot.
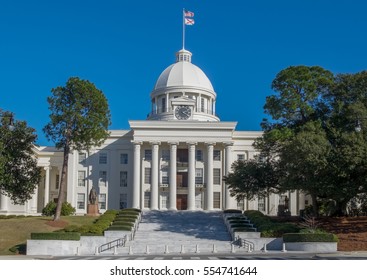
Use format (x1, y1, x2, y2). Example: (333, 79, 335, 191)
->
(0, 216, 97, 255)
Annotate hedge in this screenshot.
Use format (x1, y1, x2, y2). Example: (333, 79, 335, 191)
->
(107, 225, 133, 231)
(283, 233, 338, 243)
(233, 228, 257, 232)
(120, 208, 141, 213)
(31, 232, 81, 240)
(244, 210, 300, 237)
(223, 209, 243, 214)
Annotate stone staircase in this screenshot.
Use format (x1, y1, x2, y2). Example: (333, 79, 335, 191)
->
(111, 210, 239, 255)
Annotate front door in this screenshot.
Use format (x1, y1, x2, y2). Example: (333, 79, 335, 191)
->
(177, 194, 188, 210)
(177, 172, 188, 188)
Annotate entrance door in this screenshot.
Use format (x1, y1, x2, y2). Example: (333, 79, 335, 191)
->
(177, 194, 188, 210)
(177, 172, 188, 188)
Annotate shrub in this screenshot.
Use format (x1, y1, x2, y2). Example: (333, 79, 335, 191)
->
(283, 233, 338, 243)
(42, 201, 75, 216)
(233, 228, 257, 232)
(244, 210, 300, 237)
(223, 209, 242, 214)
(107, 225, 133, 231)
(31, 232, 80, 240)
(120, 208, 141, 213)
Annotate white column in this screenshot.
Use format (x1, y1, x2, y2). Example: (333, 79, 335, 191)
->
(187, 142, 196, 210)
(132, 142, 141, 209)
(151, 142, 160, 210)
(165, 93, 169, 113)
(206, 143, 215, 210)
(225, 143, 234, 209)
(30, 185, 39, 213)
(44, 166, 51, 206)
(0, 194, 8, 212)
(169, 142, 178, 210)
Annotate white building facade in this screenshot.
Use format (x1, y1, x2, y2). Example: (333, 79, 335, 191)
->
(0, 49, 308, 216)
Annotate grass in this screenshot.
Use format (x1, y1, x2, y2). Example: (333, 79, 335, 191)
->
(0, 216, 97, 255)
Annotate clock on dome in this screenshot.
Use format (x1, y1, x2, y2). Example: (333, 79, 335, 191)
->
(175, 105, 192, 120)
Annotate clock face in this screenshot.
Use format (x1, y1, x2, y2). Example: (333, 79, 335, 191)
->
(175, 105, 192, 120)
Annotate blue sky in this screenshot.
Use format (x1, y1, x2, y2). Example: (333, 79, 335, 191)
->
(1, 0, 367, 146)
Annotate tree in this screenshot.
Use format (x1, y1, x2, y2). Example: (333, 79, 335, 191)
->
(0, 110, 41, 204)
(226, 66, 335, 216)
(279, 121, 331, 215)
(322, 71, 367, 215)
(43, 77, 111, 221)
(225, 158, 281, 202)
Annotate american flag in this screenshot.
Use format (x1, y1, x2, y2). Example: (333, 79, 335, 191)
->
(184, 10, 194, 17)
(184, 18, 195, 25)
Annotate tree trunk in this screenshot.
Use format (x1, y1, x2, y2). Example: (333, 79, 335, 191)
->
(53, 145, 70, 221)
(310, 193, 319, 217)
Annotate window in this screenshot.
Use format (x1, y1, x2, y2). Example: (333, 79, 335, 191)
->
(196, 150, 203, 161)
(99, 171, 107, 187)
(120, 153, 128, 164)
(99, 153, 107, 164)
(213, 168, 221, 185)
(144, 191, 151, 208)
(195, 168, 203, 184)
(201, 98, 205, 113)
(161, 193, 169, 209)
(78, 171, 86, 187)
(195, 193, 202, 209)
(213, 192, 221, 209)
(213, 150, 221, 161)
(55, 174, 60, 190)
(144, 168, 151, 184)
(99, 194, 106, 210)
(120, 171, 128, 187)
(161, 97, 166, 113)
(237, 154, 246, 161)
(161, 168, 169, 184)
(79, 153, 86, 164)
(258, 196, 265, 212)
(145, 149, 152, 160)
(162, 149, 170, 161)
(120, 194, 127, 209)
(77, 193, 85, 209)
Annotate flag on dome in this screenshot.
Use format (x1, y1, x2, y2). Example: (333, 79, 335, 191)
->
(185, 18, 195, 25)
(184, 10, 194, 17)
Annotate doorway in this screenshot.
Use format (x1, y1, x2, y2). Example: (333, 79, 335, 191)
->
(177, 194, 188, 210)
(176, 172, 188, 188)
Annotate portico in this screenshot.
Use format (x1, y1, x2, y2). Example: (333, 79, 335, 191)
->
(129, 121, 239, 211)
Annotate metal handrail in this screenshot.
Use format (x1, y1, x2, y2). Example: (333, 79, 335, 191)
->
(99, 236, 127, 253)
(237, 237, 255, 252)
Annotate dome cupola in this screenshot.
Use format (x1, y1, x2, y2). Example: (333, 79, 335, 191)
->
(148, 49, 219, 122)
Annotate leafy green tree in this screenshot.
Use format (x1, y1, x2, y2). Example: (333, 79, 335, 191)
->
(43, 77, 111, 221)
(265, 65, 334, 128)
(225, 158, 281, 202)
(0, 110, 41, 204)
(227, 66, 335, 216)
(323, 71, 367, 215)
(279, 121, 331, 215)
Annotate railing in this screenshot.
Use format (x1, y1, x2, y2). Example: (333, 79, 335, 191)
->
(147, 108, 219, 118)
(237, 237, 255, 252)
(99, 236, 127, 253)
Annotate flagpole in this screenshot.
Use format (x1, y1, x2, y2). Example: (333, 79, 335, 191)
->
(182, 8, 185, 49)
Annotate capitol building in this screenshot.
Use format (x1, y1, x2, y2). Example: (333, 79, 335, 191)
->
(0, 49, 307, 216)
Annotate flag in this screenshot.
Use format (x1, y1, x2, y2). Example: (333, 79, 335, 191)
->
(184, 10, 194, 17)
(185, 18, 195, 25)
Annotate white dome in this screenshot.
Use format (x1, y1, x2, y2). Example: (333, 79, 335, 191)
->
(153, 50, 214, 92)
